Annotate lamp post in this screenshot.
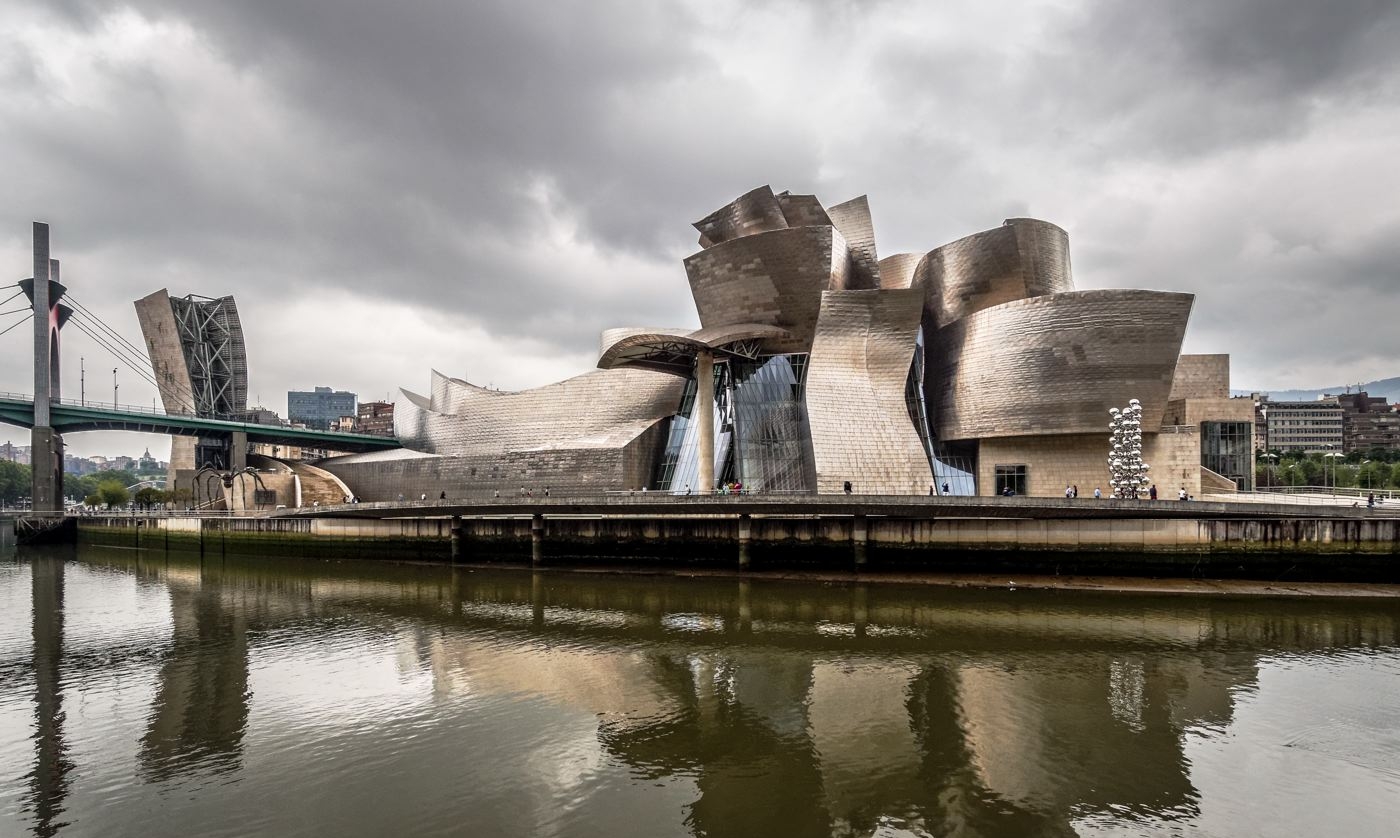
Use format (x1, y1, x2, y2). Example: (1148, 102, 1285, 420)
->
(1323, 451, 1344, 495)
(112, 368, 118, 409)
(1260, 452, 1278, 488)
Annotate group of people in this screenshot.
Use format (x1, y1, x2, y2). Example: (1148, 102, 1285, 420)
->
(716, 481, 745, 495)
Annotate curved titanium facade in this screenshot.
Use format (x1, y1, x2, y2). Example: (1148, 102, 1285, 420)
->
(912, 219, 1073, 329)
(826, 196, 880, 290)
(806, 289, 932, 494)
(360, 183, 1228, 500)
(692, 185, 790, 248)
(410, 368, 684, 455)
(684, 226, 850, 355)
(925, 290, 1193, 441)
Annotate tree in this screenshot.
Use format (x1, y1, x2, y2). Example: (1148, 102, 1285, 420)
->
(96, 480, 130, 509)
(133, 487, 164, 509)
(0, 460, 31, 505)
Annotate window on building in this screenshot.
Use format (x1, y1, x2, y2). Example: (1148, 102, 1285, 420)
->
(994, 465, 1028, 496)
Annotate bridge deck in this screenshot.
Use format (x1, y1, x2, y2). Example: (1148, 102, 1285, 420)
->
(0, 393, 399, 453)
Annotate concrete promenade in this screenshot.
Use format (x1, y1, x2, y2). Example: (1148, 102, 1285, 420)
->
(272, 493, 1399, 522)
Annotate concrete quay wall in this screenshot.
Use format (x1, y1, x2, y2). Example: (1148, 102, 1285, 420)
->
(74, 514, 1400, 580)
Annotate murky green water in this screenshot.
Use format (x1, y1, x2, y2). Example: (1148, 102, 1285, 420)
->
(2, 546, 1399, 837)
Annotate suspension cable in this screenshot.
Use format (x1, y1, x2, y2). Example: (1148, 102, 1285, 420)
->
(0, 313, 32, 339)
(0, 289, 23, 309)
(68, 316, 163, 390)
(65, 293, 152, 364)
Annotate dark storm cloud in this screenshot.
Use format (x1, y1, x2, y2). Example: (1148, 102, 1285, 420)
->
(2, 0, 1399, 439)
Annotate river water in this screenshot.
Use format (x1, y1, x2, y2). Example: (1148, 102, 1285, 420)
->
(2, 546, 1399, 838)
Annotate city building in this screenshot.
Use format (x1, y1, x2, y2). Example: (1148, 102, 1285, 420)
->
(1336, 392, 1400, 453)
(1256, 397, 1343, 453)
(2, 442, 31, 465)
(288, 387, 357, 431)
(323, 185, 1252, 499)
(356, 401, 395, 437)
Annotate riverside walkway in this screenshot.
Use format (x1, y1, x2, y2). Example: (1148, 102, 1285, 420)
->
(272, 493, 1398, 521)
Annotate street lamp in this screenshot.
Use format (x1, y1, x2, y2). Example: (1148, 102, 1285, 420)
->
(112, 367, 119, 409)
(1260, 452, 1278, 489)
(1323, 451, 1344, 494)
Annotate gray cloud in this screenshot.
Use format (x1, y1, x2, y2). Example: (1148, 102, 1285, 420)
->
(3, 0, 1400, 456)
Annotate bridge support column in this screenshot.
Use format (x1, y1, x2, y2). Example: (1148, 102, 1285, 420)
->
(531, 514, 545, 566)
(231, 431, 247, 470)
(852, 513, 868, 570)
(737, 513, 752, 571)
(30, 427, 64, 513)
(450, 515, 463, 562)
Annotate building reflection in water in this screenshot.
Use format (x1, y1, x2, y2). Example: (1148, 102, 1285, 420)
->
(59, 549, 1400, 838)
(137, 563, 251, 781)
(25, 555, 74, 838)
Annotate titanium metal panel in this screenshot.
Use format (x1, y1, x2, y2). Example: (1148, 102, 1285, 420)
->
(806, 288, 932, 494)
(775, 192, 832, 229)
(826, 195, 881, 290)
(877, 253, 922, 290)
(926, 290, 1193, 441)
(418, 368, 683, 456)
(1168, 354, 1230, 400)
(913, 218, 1073, 329)
(683, 226, 850, 355)
(692, 185, 789, 248)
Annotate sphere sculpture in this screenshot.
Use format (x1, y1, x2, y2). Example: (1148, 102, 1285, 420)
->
(1108, 399, 1151, 499)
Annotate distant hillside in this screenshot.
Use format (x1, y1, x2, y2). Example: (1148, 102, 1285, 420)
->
(1231, 376, 1400, 403)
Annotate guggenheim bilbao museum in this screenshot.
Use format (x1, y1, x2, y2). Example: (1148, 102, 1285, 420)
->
(323, 185, 1255, 499)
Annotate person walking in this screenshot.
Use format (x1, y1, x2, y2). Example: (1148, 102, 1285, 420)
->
(1072, 485, 1079, 498)
(1149, 484, 1157, 500)
(544, 486, 551, 498)
(1368, 492, 1376, 509)
(439, 490, 446, 500)
(942, 482, 950, 495)
(844, 481, 853, 495)
(1093, 486, 1102, 499)
(1178, 487, 1188, 501)
(1065, 485, 1073, 499)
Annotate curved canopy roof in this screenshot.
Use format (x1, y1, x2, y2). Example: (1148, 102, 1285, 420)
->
(597, 323, 792, 375)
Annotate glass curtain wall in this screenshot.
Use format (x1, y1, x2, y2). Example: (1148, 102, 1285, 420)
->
(728, 355, 815, 494)
(1201, 421, 1254, 490)
(908, 326, 976, 494)
(653, 355, 815, 494)
(653, 368, 732, 494)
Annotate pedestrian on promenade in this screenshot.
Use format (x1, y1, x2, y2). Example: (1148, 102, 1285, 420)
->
(519, 486, 526, 498)
(420, 493, 426, 501)
(544, 486, 550, 498)
(1149, 485, 1157, 500)
(942, 482, 950, 495)
(684, 483, 691, 495)
(1178, 487, 1188, 501)
(1065, 485, 1073, 498)
(844, 481, 853, 495)
(929, 484, 935, 496)
(439, 490, 446, 500)
(493, 489, 500, 498)
(1093, 486, 1102, 498)
(1368, 492, 1376, 509)
(1072, 485, 1079, 498)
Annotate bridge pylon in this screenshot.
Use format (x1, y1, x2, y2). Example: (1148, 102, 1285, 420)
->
(21, 222, 73, 512)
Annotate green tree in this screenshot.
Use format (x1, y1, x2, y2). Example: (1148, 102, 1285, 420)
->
(133, 487, 163, 509)
(0, 460, 31, 505)
(96, 480, 130, 509)
(1358, 462, 1390, 492)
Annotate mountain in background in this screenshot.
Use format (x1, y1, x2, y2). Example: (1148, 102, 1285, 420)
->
(1231, 376, 1400, 403)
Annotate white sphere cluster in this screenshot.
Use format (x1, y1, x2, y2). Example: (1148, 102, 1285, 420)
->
(1108, 399, 1150, 499)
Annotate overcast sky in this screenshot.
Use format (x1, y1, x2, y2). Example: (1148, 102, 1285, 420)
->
(3, 0, 1399, 457)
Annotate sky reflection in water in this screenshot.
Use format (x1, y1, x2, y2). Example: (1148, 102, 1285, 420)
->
(1, 546, 1398, 838)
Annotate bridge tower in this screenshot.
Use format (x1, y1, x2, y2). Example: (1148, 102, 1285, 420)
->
(21, 223, 73, 512)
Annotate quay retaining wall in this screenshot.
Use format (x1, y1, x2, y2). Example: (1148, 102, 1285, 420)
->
(73, 514, 1400, 581)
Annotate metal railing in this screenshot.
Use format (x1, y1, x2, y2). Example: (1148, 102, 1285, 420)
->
(0, 390, 394, 439)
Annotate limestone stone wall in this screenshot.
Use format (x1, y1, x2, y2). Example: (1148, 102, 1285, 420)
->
(1168, 354, 1230, 400)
